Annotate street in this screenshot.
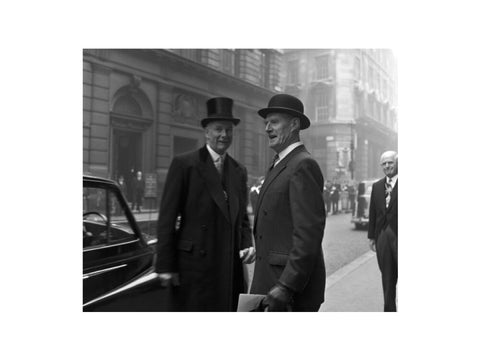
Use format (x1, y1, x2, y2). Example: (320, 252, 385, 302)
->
(323, 212, 370, 276)
(137, 211, 371, 281)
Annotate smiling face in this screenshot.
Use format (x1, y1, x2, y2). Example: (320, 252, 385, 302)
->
(204, 120, 233, 155)
(264, 112, 300, 153)
(380, 151, 398, 178)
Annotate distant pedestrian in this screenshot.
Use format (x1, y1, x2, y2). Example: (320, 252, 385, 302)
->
(323, 184, 331, 215)
(368, 151, 398, 311)
(118, 175, 127, 197)
(347, 183, 356, 213)
(331, 184, 340, 214)
(132, 171, 145, 212)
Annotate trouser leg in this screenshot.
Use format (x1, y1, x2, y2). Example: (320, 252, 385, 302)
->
(375, 226, 398, 312)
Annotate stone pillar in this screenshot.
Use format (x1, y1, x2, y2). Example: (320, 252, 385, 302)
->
(87, 62, 111, 178)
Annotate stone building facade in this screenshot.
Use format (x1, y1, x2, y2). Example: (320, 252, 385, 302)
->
(83, 49, 282, 208)
(281, 49, 398, 183)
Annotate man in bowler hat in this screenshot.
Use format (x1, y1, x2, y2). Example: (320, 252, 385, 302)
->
(250, 94, 327, 311)
(155, 97, 255, 311)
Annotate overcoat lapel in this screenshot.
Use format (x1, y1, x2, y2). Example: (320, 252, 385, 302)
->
(198, 146, 230, 222)
(254, 145, 306, 230)
(379, 178, 387, 210)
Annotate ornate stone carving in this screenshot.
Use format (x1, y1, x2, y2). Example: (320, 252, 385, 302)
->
(173, 93, 198, 125)
(129, 75, 142, 93)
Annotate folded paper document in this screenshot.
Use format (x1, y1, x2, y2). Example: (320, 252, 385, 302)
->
(237, 293, 266, 312)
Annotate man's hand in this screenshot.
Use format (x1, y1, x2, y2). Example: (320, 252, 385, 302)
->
(157, 272, 180, 287)
(369, 239, 376, 252)
(239, 247, 256, 264)
(264, 284, 293, 311)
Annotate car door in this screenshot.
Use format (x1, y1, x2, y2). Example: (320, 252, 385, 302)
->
(83, 180, 154, 305)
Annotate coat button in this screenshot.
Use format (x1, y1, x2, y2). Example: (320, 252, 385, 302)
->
(201, 225, 207, 230)
(263, 210, 267, 215)
(259, 235, 263, 239)
(199, 250, 206, 256)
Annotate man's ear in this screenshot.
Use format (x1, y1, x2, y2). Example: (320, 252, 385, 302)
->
(291, 117, 301, 131)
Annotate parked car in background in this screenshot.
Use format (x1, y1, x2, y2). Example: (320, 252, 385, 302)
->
(351, 179, 378, 230)
(83, 175, 165, 311)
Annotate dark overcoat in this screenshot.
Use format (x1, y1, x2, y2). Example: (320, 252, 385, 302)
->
(250, 145, 326, 311)
(368, 178, 398, 240)
(155, 146, 252, 311)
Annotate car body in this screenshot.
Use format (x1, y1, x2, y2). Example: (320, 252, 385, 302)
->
(351, 179, 378, 230)
(83, 175, 165, 311)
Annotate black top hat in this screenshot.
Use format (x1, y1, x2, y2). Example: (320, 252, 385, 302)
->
(201, 97, 240, 127)
(258, 94, 310, 129)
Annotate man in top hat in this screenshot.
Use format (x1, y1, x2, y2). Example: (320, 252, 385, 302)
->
(155, 97, 255, 311)
(250, 93, 327, 311)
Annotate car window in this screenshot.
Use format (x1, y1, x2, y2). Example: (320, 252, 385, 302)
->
(83, 185, 137, 249)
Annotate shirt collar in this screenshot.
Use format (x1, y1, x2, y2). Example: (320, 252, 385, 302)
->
(275, 141, 303, 165)
(206, 144, 225, 162)
(386, 174, 398, 187)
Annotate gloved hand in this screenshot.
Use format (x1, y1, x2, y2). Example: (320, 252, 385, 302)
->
(157, 272, 180, 287)
(264, 284, 293, 311)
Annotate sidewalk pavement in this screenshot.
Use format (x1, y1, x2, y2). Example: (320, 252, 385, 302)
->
(320, 251, 384, 312)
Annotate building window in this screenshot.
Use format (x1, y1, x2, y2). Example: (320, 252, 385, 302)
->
(221, 49, 235, 75)
(354, 94, 362, 119)
(314, 55, 330, 80)
(315, 88, 329, 122)
(367, 95, 374, 118)
(354, 57, 361, 80)
(179, 49, 200, 62)
(259, 50, 270, 88)
(368, 66, 374, 88)
(287, 60, 299, 84)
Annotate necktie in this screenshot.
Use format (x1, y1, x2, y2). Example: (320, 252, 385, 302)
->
(215, 156, 224, 176)
(385, 178, 392, 208)
(269, 154, 279, 171)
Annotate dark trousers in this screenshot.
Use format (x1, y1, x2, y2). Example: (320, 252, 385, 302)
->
(375, 225, 398, 312)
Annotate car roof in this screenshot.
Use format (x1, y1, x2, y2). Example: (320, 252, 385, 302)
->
(83, 175, 117, 185)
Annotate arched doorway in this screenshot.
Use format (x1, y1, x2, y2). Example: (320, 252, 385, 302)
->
(110, 86, 154, 203)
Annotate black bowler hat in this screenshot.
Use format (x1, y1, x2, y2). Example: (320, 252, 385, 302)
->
(201, 97, 240, 127)
(258, 93, 310, 129)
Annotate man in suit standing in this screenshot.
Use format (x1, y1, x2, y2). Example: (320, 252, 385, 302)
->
(132, 171, 145, 212)
(368, 151, 398, 311)
(250, 94, 326, 312)
(155, 97, 255, 311)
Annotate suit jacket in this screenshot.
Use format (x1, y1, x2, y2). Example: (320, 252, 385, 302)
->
(155, 146, 252, 311)
(250, 145, 326, 311)
(368, 177, 398, 240)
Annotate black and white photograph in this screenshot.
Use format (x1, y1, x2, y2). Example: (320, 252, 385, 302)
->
(82, 48, 398, 312)
(2, 1, 480, 360)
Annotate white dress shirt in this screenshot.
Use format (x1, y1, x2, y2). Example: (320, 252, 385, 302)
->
(272, 141, 303, 168)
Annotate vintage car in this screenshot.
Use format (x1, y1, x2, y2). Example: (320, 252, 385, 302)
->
(351, 179, 378, 230)
(83, 175, 165, 311)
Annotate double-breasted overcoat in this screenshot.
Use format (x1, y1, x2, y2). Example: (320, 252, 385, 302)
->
(155, 146, 252, 311)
